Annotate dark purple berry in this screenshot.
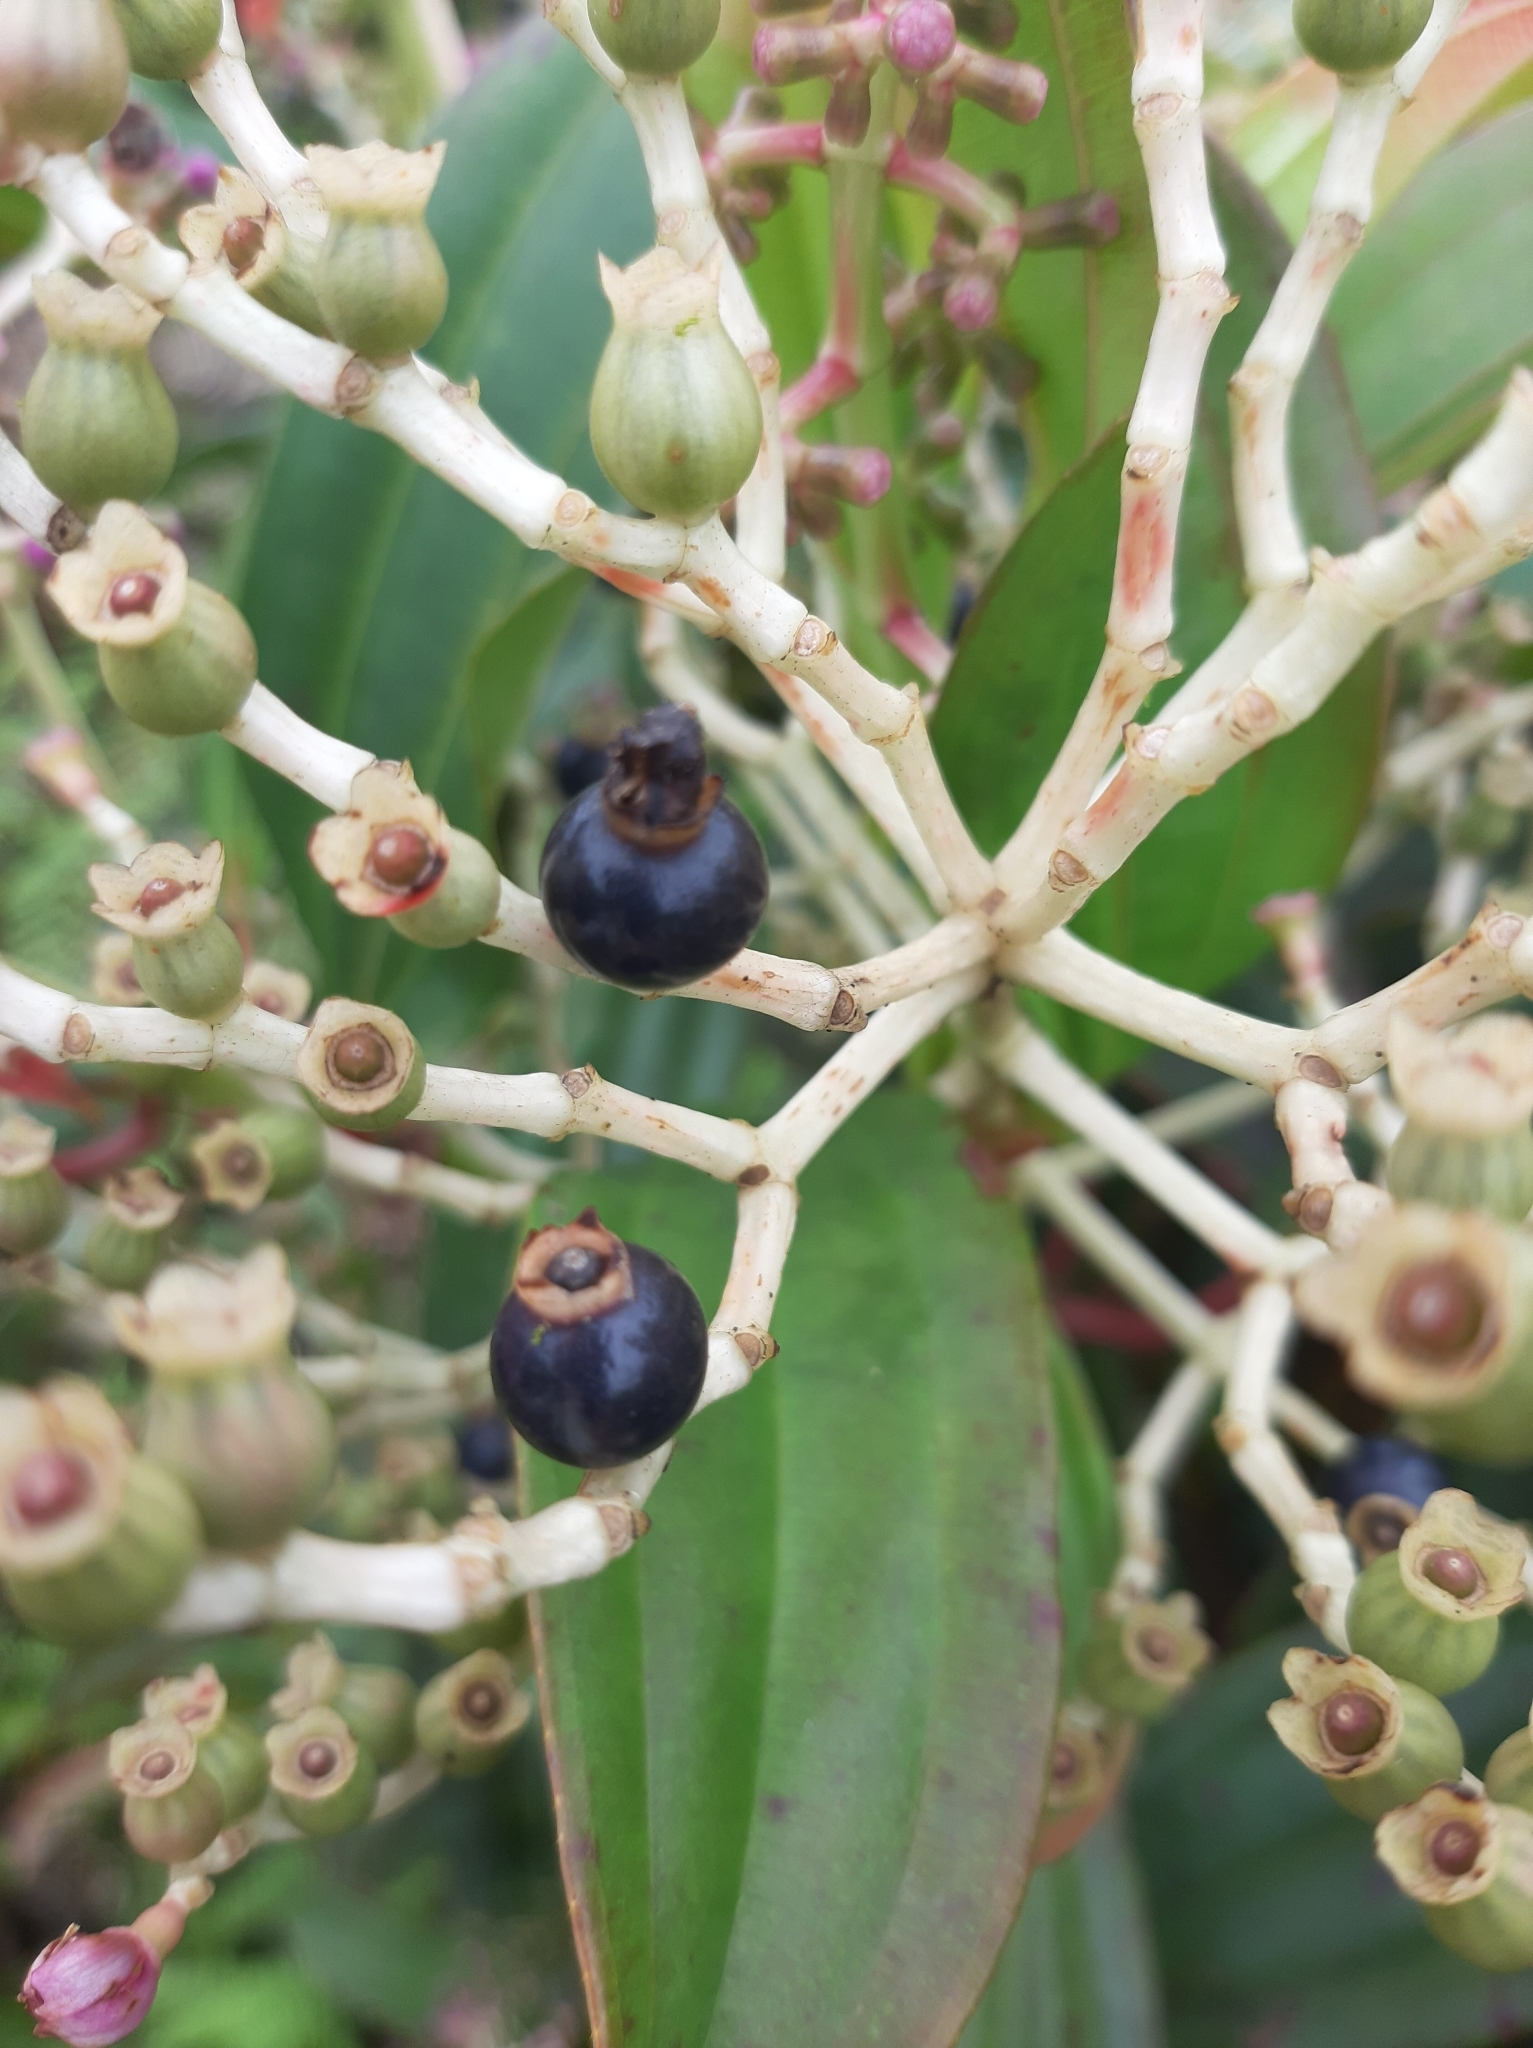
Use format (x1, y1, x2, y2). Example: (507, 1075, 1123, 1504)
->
(1329, 1436, 1446, 1514)
(539, 706, 769, 992)
(489, 1208, 708, 1468)
(554, 736, 609, 800)
(457, 1412, 512, 1482)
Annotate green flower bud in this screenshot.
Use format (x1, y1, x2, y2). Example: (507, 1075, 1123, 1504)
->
(1376, 1784, 1533, 1972)
(238, 1103, 326, 1199)
(0, 1379, 199, 1646)
(266, 1707, 378, 1836)
(1486, 1727, 1533, 1814)
(81, 1166, 182, 1291)
(179, 167, 328, 337)
(0, 1114, 68, 1257)
(389, 831, 501, 948)
(107, 1245, 336, 1552)
(48, 504, 256, 737)
(1033, 1698, 1137, 1866)
(588, 0, 719, 76)
(111, 0, 220, 79)
(189, 1119, 274, 1213)
(0, 0, 128, 153)
(1267, 1647, 1464, 1822)
(295, 997, 425, 1132)
(1293, 0, 1433, 76)
(272, 1634, 419, 1772)
(415, 1650, 529, 1775)
(20, 274, 178, 518)
(1385, 1014, 1533, 1222)
(1295, 1202, 1533, 1464)
(1346, 1489, 1528, 1696)
(89, 840, 244, 1023)
(110, 1718, 224, 1864)
(589, 245, 763, 524)
(306, 142, 448, 363)
(1077, 1592, 1212, 1721)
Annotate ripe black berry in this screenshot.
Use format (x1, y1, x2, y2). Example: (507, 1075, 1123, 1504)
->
(539, 705, 768, 991)
(554, 735, 609, 800)
(489, 1208, 708, 1468)
(457, 1412, 512, 1482)
(1329, 1436, 1445, 1514)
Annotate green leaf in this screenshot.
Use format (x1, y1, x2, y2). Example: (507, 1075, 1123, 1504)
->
(960, 1812, 1165, 2048)
(932, 144, 1385, 1074)
(233, 36, 653, 1001)
(1330, 101, 1533, 496)
(137, 1958, 359, 2048)
(1050, 1330, 1118, 1682)
(1132, 1619, 1533, 2048)
(948, 0, 1157, 503)
(524, 1090, 1060, 2048)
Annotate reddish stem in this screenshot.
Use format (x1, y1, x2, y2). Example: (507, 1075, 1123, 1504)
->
(781, 353, 860, 433)
(883, 604, 952, 685)
(53, 1098, 164, 1184)
(709, 121, 827, 176)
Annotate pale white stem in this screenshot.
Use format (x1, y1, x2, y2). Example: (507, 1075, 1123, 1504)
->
(1382, 685, 1533, 794)
(1148, 587, 1308, 731)
(408, 0, 471, 103)
(1258, 895, 1403, 1156)
(322, 1128, 537, 1223)
(1423, 851, 1486, 955)
(1007, 927, 1304, 1085)
(1215, 1280, 1354, 1647)
(759, 968, 987, 1181)
(745, 765, 894, 958)
(1114, 1359, 1218, 1599)
(1043, 1078, 1269, 1179)
(223, 683, 375, 809)
(190, 0, 327, 236)
(1274, 1075, 1392, 1250)
(842, 912, 993, 1012)
(983, 1007, 1314, 1277)
(639, 603, 783, 764)
(1028, 373, 1533, 933)
(1016, 1154, 1221, 1358)
(783, 741, 934, 943)
(0, 424, 68, 548)
(761, 665, 948, 910)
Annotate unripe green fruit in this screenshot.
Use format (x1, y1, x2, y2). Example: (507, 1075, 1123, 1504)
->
(131, 916, 245, 1023)
(296, 999, 426, 1133)
(1347, 1549, 1500, 1696)
(268, 1710, 379, 1836)
(0, 0, 129, 153)
(1292, 0, 1433, 75)
(111, 0, 221, 78)
(253, 229, 328, 338)
(1387, 1123, 1533, 1223)
(143, 1357, 336, 1552)
(238, 1103, 326, 1200)
(4, 1454, 200, 1647)
(0, 1167, 68, 1256)
(415, 1651, 528, 1775)
(316, 217, 447, 361)
(82, 1211, 168, 1292)
(388, 829, 501, 948)
(589, 247, 762, 524)
(1326, 1680, 1464, 1822)
(20, 277, 178, 519)
(123, 1760, 224, 1863)
(197, 1713, 269, 1821)
(332, 1664, 418, 1772)
(100, 581, 257, 737)
(1486, 1727, 1533, 1813)
(588, 0, 720, 76)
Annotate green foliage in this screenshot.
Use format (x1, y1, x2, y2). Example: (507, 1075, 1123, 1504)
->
(932, 145, 1384, 1074)
(234, 38, 652, 1006)
(523, 1091, 1059, 2048)
(1330, 102, 1533, 496)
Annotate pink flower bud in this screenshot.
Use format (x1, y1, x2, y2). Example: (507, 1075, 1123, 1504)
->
(19, 538, 56, 575)
(179, 150, 221, 200)
(884, 0, 955, 76)
(943, 268, 999, 331)
(20, 1926, 162, 2046)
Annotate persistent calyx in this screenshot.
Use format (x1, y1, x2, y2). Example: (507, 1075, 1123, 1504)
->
(602, 705, 722, 852)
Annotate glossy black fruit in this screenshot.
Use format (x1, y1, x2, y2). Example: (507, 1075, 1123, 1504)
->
(489, 1209, 708, 1468)
(539, 704, 768, 991)
(457, 1412, 512, 1482)
(553, 735, 608, 800)
(1331, 1436, 1446, 1513)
